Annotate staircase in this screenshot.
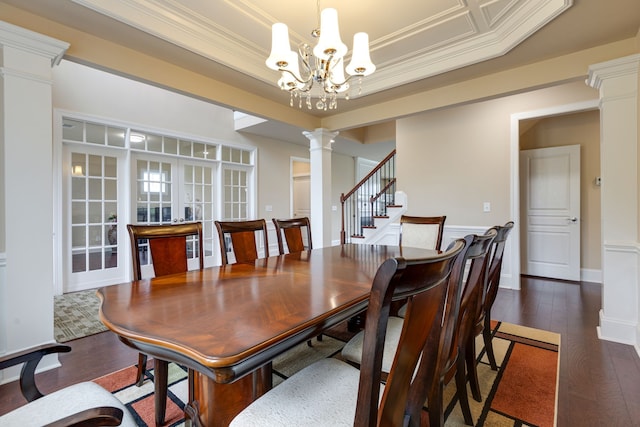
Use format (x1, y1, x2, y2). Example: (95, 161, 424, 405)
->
(340, 150, 407, 244)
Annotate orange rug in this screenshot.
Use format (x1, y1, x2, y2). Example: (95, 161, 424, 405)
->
(443, 321, 560, 426)
(93, 322, 559, 426)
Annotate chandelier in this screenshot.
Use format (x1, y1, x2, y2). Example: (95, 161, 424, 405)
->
(266, 2, 375, 110)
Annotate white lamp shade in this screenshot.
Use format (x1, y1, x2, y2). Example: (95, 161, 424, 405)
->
(313, 8, 348, 60)
(346, 32, 376, 76)
(266, 23, 293, 70)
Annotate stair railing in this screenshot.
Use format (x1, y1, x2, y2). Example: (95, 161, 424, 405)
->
(340, 149, 396, 243)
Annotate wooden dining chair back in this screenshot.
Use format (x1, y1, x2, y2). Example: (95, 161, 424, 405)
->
(127, 222, 204, 280)
(272, 217, 312, 254)
(403, 230, 496, 427)
(229, 239, 466, 427)
(476, 221, 514, 371)
(126, 222, 204, 423)
(399, 215, 447, 250)
(215, 219, 269, 265)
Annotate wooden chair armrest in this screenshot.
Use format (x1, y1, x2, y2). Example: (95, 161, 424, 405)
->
(0, 343, 72, 402)
(43, 406, 124, 427)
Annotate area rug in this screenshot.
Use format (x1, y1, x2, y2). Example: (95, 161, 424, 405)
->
(93, 322, 559, 427)
(54, 289, 107, 342)
(443, 321, 560, 427)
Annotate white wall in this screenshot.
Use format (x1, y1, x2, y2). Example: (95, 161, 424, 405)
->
(52, 60, 360, 245)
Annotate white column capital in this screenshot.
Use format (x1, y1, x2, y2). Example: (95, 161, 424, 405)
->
(303, 128, 338, 151)
(587, 54, 640, 91)
(0, 20, 69, 67)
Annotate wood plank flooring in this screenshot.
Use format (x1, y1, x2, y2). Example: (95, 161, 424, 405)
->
(1, 275, 639, 426)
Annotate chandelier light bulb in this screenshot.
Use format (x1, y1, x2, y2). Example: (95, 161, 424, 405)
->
(346, 32, 376, 76)
(329, 58, 349, 92)
(266, 23, 293, 70)
(313, 8, 347, 60)
(278, 51, 305, 90)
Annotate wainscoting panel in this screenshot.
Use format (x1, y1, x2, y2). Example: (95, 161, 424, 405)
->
(443, 225, 517, 290)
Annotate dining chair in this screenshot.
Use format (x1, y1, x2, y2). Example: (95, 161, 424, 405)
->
(341, 231, 496, 427)
(229, 239, 466, 427)
(272, 217, 319, 346)
(0, 343, 136, 426)
(467, 221, 514, 399)
(399, 215, 447, 250)
(395, 215, 447, 318)
(126, 222, 204, 425)
(215, 219, 269, 265)
(272, 217, 312, 254)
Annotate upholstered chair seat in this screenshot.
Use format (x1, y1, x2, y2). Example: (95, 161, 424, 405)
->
(0, 343, 135, 427)
(1, 382, 136, 427)
(230, 358, 385, 426)
(341, 316, 404, 374)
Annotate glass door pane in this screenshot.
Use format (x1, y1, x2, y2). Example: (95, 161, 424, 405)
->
(70, 153, 118, 273)
(182, 161, 217, 264)
(135, 158, 175, 224)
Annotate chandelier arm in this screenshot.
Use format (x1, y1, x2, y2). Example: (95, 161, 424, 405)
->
(279, 68, 313, 86)
(327, 73, 358, 88)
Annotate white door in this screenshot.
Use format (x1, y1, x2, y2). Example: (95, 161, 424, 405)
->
(293, 175, 311, 218)
(520, 145, 580, 281)
(291, 159, 311, 219)
(65, 147, 129, 292)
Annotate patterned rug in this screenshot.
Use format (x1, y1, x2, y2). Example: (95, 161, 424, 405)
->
(92, 322, 559, 427)
(54, 289, 108, 342)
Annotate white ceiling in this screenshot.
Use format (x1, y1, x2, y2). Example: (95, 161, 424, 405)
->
(2, 0, 639, 157)
(68, 0, 571, 99)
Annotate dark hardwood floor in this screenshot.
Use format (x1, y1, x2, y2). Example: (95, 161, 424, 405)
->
(1, 275, 639, 426)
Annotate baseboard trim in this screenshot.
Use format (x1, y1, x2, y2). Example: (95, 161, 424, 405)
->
(597, 309, 638, 346)
(581, 268, 602, 284)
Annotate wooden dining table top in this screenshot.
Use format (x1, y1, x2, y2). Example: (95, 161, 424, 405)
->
(98, 244, 436, 383)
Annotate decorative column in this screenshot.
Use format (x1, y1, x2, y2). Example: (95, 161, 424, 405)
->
(0, 21, 68, 380)
(587, 54, 640, 347)
(303, 128, 337, 248)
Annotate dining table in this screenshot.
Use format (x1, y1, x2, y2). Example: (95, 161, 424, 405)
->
(98, 243, 436, 426)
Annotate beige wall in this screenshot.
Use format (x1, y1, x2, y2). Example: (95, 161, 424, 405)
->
(396, 80, 599, 229)
(332, 153, 356, 243)
(520, 110, 601, 269)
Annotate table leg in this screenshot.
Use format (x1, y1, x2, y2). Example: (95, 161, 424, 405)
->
(186, 363, 272, 427)
(154, 359, 168, 425)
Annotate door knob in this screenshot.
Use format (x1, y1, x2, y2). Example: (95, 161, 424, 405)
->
(569, 217, 578, 223)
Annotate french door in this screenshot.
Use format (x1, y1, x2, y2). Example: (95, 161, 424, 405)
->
(132, 154, 218, 278)
(64, 145, 128, 292)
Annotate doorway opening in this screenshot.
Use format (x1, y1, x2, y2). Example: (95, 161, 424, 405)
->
(512, 101, 601, 285)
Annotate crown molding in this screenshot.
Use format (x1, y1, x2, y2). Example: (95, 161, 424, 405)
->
(0, 20, 69, 66)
